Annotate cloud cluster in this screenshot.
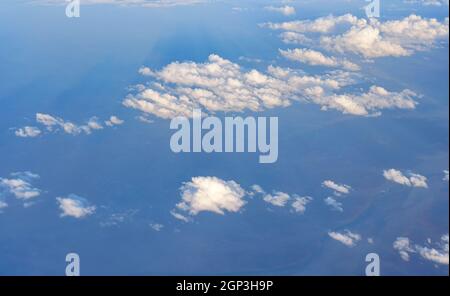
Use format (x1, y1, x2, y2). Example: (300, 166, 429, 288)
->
(14, 113, 124, 137)
(265, 14, 449, 58)
(394, 235, 449, 265)
(172, 176, 247, 221)
(124, 54, 418, 118)
(56, 194, 96, 218)
(383, 169, 428, 188)
(328, 230, 362, 247)
(251, 184, 313, 213)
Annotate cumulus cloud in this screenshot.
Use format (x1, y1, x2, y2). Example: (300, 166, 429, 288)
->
(124, 54, 418, 118)
(324, 196, 344, 212)
(328, 230, 362, 247)
(263, 191, 291, 207)
(264, 5, 296, 16)
(15, 126, 41, 138)
(265, 14, 449, 58)
(280, 48, 360, 71)
(383, 169, 428, 188)
(172, 177, 246, 219)
(394, 235, 449, 265)
(0, 172, 41, 201)
(291, 196, 313, 214)
(322, 180, 351, 195)
(56, 194, 96, 218)
(105, 115, 125, 127)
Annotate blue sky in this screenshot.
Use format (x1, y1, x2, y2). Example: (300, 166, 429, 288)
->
(0, 0, 449, 275)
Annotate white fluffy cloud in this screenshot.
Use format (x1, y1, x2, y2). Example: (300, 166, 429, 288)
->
(322, 180, 351, 195)
(173, 176, 246, 219)
(263, 191, 291, 207)
(264, 5, 296, 16)
(328, 230, 362, 247)
(105, 115, 125, 127)
(0, 172, 41, 201)
(56, 195, 96, 218)
(383, 169, 428, 188)
(15, 126, 41, 138)
(124, 55, 418, 118)
(394, 235, 449, 265)
(265, 14, 449, 58)
(280, 48, 360, 71)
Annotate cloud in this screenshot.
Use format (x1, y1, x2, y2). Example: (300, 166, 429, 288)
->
(105, 115, 125, 127)
(291, 196, 313, 214)
(322, 180, 351, 195)
(383, 169, 428, 188)
(394, 235, 449, 265)
(280, 48, 360, 71)
(56, 194, 96, 218)
(265, 14, 449, 59)
(17, 113, 123, 136)
(263, 14, 361, 34)
(324, 196, 343, 212)
(124, 55, 418, 118)
(149, 223, 164, 231)
(263, 191, 291, 207)
(0, 201, 8, 211)
(0, 172, 41, 201)
(393, 237, 415, 261)
(173, 176, 246, 218)
(15, 126, 41, 138)
(444, 170, 449, 182)
(264, 5, 296, 16)
(328, 230, 362, 247)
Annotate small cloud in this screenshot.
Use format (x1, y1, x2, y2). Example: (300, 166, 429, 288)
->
(328, 230, 362, 247)
(264, 5, 296, 16)
(443, 170, 449, 182)
(0, 172, 41, 201)
(291, 196, 313, 214)
(105, 116, 124, 127)
(324, 196, 344, 212)
(150, 223, 164, 232)
(263, 191, 291, 207)
(15, 126, 41, 138)
(56, 194, 96, 218)
(322, 180, 351, 196)
(173, 177, 246, 217)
